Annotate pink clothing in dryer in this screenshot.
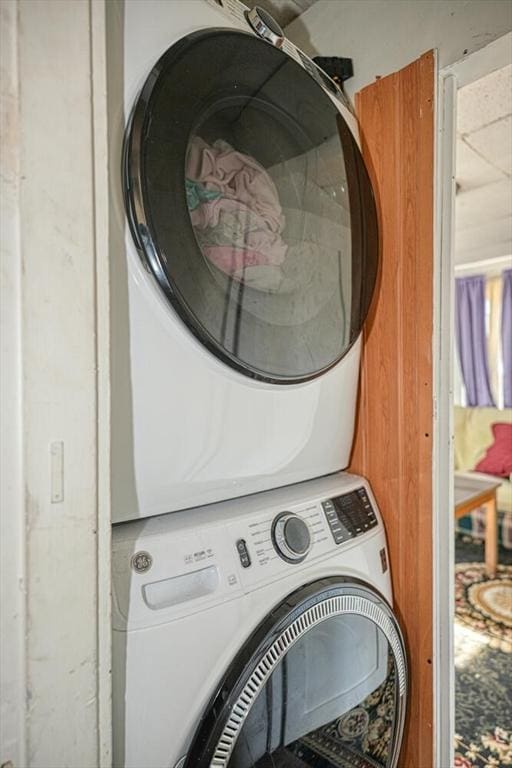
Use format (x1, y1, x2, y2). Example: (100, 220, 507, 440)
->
(186, 137, 285, 234)
(190, 198, 287, 267)
(185, 137, 288, 287)
(202, 246, 273, 275)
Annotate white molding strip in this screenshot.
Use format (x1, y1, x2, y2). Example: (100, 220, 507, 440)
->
(0, 2, 27, 765)
(90, 0, 112, 765)
(434, 63, 457, 768)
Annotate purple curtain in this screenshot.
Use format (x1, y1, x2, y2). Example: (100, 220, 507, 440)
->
(502, 268, 512, 408)
(455, 275, 495, 407)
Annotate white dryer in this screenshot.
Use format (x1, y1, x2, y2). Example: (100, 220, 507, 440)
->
(112, 473, 407, 768)
(111, 0, 380, 522)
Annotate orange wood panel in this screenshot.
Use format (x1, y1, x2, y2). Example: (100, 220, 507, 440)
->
(349, 51, 435, 768)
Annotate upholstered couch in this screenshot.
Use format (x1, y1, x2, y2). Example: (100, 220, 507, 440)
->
(454, 405, 512, 516)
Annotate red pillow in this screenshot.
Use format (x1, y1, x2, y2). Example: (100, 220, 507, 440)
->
(475, 423, 512, 477)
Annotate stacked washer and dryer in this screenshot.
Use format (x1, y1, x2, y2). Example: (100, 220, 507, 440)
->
(111, 1, 408, 767)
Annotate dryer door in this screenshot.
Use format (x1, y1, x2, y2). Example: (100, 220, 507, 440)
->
(124, 29, 378, 384)
(184, 578, 407, 768)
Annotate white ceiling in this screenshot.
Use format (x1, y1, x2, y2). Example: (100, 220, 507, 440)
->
(455, 64, 512, 266)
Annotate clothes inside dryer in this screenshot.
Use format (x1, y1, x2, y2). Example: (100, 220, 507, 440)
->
(126, 29, 378, 382)
(186, 126, 349, 293)
(183, 115, 353, 378)
(185, 129, 348, 294)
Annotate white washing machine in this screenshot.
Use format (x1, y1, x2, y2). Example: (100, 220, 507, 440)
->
(112, 473, 407, 768)
(111, 0, 380, 523)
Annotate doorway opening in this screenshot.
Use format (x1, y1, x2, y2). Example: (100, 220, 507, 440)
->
(452, 61, 512, 766)
(437, 34, 512, 768)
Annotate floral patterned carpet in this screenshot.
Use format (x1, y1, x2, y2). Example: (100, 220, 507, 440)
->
(454, 536, 512, 767)
(294, 659, 396, 767)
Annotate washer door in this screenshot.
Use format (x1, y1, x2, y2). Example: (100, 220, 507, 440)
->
(125, 29, 378, 384)
(184, 579, 407, 768)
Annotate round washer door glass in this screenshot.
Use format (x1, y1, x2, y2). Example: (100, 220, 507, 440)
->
(184, 581, 407, 768)
(125, 30, 379, 383)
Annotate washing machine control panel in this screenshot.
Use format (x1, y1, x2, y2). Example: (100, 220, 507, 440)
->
(112, 476, 384, 628)
(322, 487, 378, 545)
(234, 501, 328, 572)
(227, 484, 382, 592)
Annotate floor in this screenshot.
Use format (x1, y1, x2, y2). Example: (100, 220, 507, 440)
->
(454, 534, 512, 768)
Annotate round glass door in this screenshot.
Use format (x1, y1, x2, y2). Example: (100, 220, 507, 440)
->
(184, 580, 407, 768)
(125, 30, 379, 383)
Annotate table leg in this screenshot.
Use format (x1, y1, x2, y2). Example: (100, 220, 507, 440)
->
(484, 493, 498, 578)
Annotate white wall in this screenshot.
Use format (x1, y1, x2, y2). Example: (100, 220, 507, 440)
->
(285, 0, 512, 101)
(0, 1, 111, 766)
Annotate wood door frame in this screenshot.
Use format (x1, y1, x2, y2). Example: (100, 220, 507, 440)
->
(351, 51, 435, 768)
(434, 31, 512, 768)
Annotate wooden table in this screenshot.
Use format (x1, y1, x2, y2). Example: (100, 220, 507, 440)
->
(454, 472, 502, 577)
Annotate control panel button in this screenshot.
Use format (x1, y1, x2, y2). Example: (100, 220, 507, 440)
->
(236, 538, 251, 568)
(246, 6, 285, 48)
(272, 512, 311, 563)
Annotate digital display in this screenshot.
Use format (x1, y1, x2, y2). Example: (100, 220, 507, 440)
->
(322, 488, 378, 544)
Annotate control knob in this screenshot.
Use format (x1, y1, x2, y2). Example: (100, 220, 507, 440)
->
(246, 6, 285, 48)
(272, 512, 311, 563)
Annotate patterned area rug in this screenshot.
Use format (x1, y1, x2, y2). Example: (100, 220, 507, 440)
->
(455, 563, 512, 653)
(454, 729, 512, 767)
(454, 544, 512, 767)
(289, 656, 397, 768)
